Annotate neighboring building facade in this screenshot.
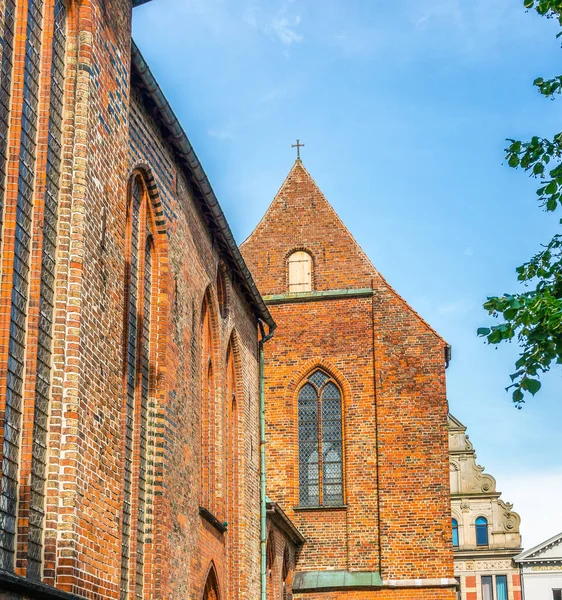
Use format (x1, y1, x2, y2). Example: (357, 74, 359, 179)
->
(0, 1, 276, 598)
(241, 159, 457, 599)
(514, 532, 562, 600)
(449, 415, 522, 600)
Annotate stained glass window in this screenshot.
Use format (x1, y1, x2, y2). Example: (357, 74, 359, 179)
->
(298, 371, 343, 507)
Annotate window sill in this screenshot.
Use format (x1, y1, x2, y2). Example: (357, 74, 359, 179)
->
(199, 506, 228, 534)
(293, 504, 348, 512)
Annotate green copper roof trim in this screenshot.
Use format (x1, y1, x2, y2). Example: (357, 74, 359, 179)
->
(263, 288, 373, 305)
(293, 570, 383, 592)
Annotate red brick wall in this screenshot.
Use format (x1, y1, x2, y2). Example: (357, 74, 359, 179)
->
(241, 160, 454, 589)
(0, 1, 263, 598)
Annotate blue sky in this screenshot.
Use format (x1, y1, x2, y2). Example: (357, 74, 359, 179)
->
(133, 0, 562, 549)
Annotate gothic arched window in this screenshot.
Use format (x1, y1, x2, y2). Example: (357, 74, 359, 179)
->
(203, 565, 221, 600)
(288, 251, 312, 293)
(475, 517, 489, 546)
(226, 340, 238, 596)
(201, 294, 219, 516)
(452, 518, 459, 547)
(298, 371, 343, 507)
(121, 174, 159, 600)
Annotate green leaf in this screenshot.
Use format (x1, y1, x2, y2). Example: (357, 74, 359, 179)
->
(508, 155, 520, 168)
(477, 327, 491, 336)
(525, 378, 542, 395)
(545, 180, 558, 194)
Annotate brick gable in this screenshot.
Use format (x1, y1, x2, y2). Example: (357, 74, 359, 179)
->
(242, 159, 455, 597)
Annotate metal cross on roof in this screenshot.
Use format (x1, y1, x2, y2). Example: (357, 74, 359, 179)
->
(292, 139, 305, 159)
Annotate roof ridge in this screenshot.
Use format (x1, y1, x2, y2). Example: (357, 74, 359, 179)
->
(515, 531, 562, 561)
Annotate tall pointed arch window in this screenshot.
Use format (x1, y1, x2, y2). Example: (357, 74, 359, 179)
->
(298, 370, 343, 507)
(226, 340, 238, 589)
(288, 251, 312, 293)
(121, 174, 158, 600)
(200, 295, 218, 516)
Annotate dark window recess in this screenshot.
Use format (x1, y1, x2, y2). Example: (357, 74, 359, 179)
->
(121, 180, 141, 600)
(553, 590, 562, 600)
(1, 0, 44, 573)
(298, 371, 343, 507)
(28, 0, 67, 580)
(136, 238, 152, 600)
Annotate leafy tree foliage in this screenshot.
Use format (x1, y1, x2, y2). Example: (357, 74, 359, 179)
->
(478, 0, 562, 406)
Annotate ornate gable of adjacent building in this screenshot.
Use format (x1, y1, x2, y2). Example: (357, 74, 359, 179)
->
(449, 414, 521, 550)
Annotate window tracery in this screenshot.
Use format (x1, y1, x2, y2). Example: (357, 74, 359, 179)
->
(298, 370, 343, 507)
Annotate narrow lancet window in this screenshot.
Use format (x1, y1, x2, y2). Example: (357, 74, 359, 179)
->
(200, 298, 217, 514)
(121, 176, 158, 599)
(298, 370, 343, 507)
(121, 180, 142, 599)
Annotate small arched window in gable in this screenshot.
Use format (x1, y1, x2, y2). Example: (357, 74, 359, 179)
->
(288, 251, 312, 293)
(475, 517, 488, 546)
(452, 518, 459, 547)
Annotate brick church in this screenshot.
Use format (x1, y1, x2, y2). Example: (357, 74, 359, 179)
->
(242, 160, 455, 599)
(0, 0, 456, 599)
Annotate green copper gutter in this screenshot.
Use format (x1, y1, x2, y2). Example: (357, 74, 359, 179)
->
(263, 288, 374, 305)
(293, 570, 383, 592)
(258, 321, 275, 600)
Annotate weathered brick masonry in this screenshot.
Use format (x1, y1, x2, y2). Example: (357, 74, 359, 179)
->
(241, 160, 456, 598)
(0, 0, 273, 598)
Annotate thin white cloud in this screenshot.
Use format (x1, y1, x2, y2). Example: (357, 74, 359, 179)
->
(269, 14, 303, 46)
(208, 128, 233, 141)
